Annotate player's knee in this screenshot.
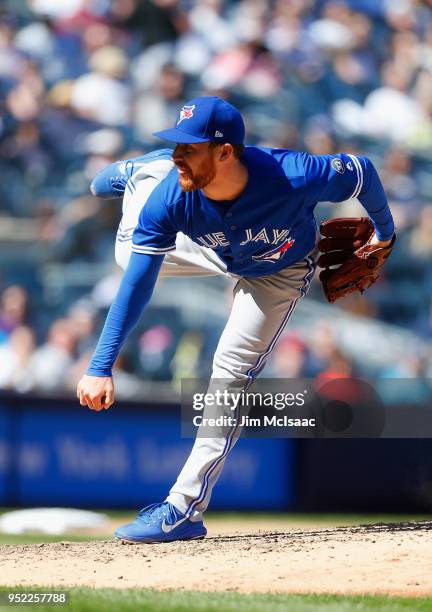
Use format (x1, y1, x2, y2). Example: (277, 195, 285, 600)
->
(212, 353, 249, 380)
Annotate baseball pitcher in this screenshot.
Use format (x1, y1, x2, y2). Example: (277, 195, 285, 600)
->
(77, 96, 395, 543)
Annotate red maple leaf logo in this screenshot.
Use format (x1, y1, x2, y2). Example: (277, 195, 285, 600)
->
(177, 105, 196, 125)
(278, 238, 295, 253)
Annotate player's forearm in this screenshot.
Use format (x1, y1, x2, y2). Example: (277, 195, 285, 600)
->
(86, 252, 163, 376)
(356, 157, 395, 241)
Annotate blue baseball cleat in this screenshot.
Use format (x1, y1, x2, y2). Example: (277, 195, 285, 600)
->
(90, 150, 174, 199)
(90, 159, 136, 199)
(114, 502, 207, 543)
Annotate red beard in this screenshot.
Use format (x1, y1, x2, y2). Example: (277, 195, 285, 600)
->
(177, 161, 216, 192)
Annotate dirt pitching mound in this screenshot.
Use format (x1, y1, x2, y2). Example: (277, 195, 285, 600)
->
(0, 521, 431, 596)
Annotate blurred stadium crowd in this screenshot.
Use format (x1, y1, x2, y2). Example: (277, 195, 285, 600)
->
(1, 0, 432, 395)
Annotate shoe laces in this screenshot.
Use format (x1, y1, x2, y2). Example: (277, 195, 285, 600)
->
(110, 160, 135, 191)
(125, 159, 135, 180)
(137, 502, 181, 526)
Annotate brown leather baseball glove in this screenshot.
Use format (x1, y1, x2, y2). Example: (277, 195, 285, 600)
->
(317, 217, 395, 303)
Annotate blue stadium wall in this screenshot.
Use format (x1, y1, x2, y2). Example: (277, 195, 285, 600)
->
(0, 393, 431, 512)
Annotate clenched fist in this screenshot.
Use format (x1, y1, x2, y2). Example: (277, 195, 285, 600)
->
(77, 374, 115, 411)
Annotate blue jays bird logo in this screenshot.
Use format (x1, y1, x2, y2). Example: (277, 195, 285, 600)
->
(252, 237, 296, 262)
(177, 104, 196, 125)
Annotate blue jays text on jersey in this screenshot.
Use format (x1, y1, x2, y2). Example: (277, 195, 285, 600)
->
(131, 146, 394, 277)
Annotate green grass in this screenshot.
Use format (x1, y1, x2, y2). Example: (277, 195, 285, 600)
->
(0, 588, 430, 612)
(0, 533, 106, 545)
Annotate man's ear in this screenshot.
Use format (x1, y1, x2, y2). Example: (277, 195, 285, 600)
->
(219, 144, 233, 161)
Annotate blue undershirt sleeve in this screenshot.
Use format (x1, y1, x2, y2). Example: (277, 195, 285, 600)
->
(86, 252, 163, 376)
(356, 156, 395, 241)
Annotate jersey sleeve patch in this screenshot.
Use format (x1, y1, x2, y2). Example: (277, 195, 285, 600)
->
(331, 158, 345, 174)
(301, 152, 364, 204)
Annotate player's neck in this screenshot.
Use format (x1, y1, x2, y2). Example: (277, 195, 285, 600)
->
(202, 160, 249, 202)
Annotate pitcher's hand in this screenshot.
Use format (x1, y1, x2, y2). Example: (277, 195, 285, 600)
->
(77, 375, 115, 411)
(368, 232, 394, 247)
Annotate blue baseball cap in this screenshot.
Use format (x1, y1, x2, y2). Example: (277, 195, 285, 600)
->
(153, 96, 245, 145)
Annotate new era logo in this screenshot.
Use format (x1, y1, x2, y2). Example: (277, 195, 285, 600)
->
(215, 130, 223, 137)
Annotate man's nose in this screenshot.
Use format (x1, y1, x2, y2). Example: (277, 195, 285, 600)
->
(172, 145, 183, 161)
